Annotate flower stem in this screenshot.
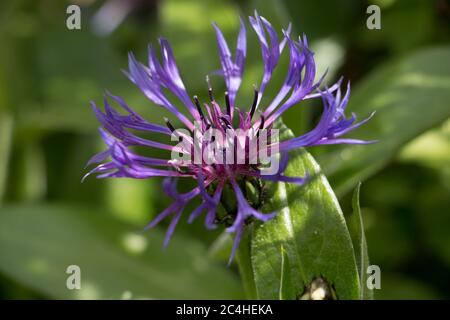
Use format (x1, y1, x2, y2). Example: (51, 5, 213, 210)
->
(236, 225, 257, 299)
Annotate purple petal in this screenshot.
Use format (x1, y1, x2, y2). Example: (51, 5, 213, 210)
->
(213, 19, 246, 105)
(128, 52, 195, 130)
(250, 12, 290, 108)
(163, 208, 183, 247)
(265, 38, 317, 126)
(228, 222, 244, 265)
(312, 138, 378, 146)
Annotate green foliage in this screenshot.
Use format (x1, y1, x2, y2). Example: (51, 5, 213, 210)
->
(0, 114, 13, 202)
(0, 0, 449, 300)
(316, 46, 450, 196)
(0, 204, 242, 299)
(250, 122, 359, 299)
(347, 183, 373, 300)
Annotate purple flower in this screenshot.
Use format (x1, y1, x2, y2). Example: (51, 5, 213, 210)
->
(84, 12, 374, 264)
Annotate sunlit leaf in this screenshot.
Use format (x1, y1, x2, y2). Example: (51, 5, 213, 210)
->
(398, 119, 450, 169)
(278, 245, 295, 300)
(250, 121, 360, 300)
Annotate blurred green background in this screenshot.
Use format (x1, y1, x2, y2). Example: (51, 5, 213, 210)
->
(0, 0, 449, 299)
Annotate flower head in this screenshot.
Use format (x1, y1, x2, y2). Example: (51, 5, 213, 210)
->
(85, 12, 374, 263)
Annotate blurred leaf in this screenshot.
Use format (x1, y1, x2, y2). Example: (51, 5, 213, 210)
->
(106, 178, 157, 226)
(160, 0, 241, 95)
(316, 46, 450, 196)
(376, 274, 439, 300)
(0, 8, 16, 202)
(20, 30, 122, 133)
(359, 0, 435, 54)
(361, 165, 417, 268)
(17, 22, 166, 134)
(0, 204, 242, 299)
(310, 38, 345, 84)
(417, 171, 450, 267)
(277, 0, 360, 39)
(0, 114, 13, 202)
(207, 231, 232, 262)
(250, 121, 359, 299)
(398, 118, 450, 169)
(347, 182, 373, 300)
(9, 142, 47, 202)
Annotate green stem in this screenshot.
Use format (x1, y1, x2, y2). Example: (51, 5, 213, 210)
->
(236, 225, 257, 299)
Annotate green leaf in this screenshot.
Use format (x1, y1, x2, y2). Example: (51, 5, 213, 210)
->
(316, 47, 450, 196)
(20, 30, 123, 133)
(347, 182, 373, 300)
(398, 118, 450, 169)
(250, 121, 360, 300)
(0, 204, 242, 299)
(0, 113, 13, 202)
(279, 245, 295, 300)
(236, 227, 258, 300)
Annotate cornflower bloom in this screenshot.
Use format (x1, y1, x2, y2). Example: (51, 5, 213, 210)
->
(84, 12, 374, 263)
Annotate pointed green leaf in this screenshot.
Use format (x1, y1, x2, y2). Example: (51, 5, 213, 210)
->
(279, 245, 295, 300)
(347, 182, 373, 300)
(250, 121, 359, 300)
(235, 227, 258, 300)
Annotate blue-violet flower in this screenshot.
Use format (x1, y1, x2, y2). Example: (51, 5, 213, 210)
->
(84, 12, 374, 263)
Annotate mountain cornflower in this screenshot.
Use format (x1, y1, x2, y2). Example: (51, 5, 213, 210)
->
(84, 12, 374, 263)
